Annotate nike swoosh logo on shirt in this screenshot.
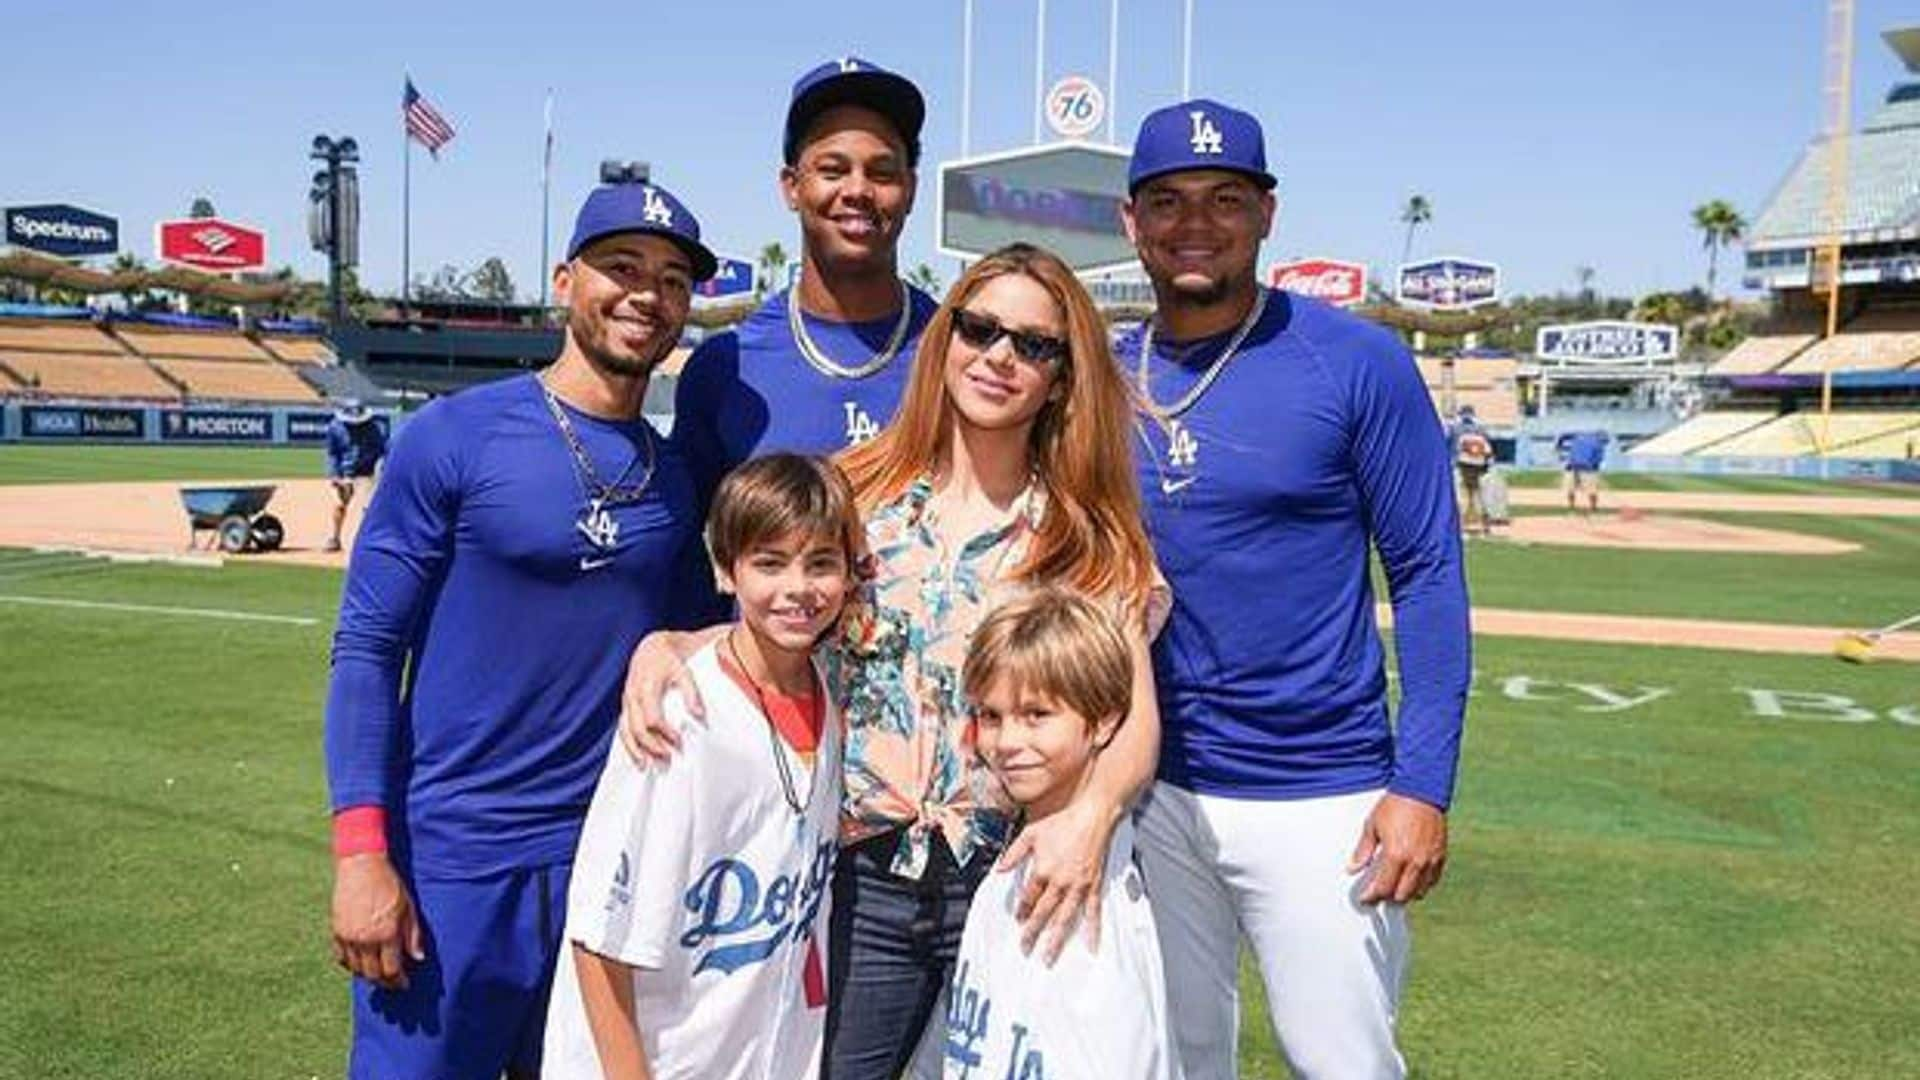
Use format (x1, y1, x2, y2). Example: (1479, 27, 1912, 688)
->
(1160, 476, 1197, 495)
(579, 555, 616, 572)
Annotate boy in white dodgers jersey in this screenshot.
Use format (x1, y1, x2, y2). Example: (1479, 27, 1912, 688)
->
(544, 453, 861, 1079)
(943, 588, 1176, 1080)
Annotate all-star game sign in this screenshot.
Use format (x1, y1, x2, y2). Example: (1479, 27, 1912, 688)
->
(1396, 256, 1500, 310)
(1536, 321, 1680, 364)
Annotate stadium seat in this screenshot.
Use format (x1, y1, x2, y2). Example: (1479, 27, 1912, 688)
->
(257, 336, 334, 365)
(152, 358, 321, 402)
(1709, 331, 1819, 374)
(113, 326, 277, 363)
(1627, 411, 1774, 455)
(0, 320, 126, 355)
(4, 351, 179, 399)
(1777, 308, 1920, 374)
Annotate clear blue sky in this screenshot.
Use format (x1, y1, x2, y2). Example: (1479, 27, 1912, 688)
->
(4, 0, 1913, 302)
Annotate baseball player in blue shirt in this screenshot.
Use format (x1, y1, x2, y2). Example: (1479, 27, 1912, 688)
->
(324, 180, 716, 1078)
(1119, 100, 1472, 1079)
(666, 57, 938, 627)
(1559, 429, 1610, 517)
(322, 401, 386, 553)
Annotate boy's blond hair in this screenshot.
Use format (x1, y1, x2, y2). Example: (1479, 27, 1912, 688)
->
(705, 453, 862, 572)
(962, 587, 1133, 730)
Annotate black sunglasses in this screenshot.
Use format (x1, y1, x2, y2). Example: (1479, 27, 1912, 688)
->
(950, 309, 1070, 367)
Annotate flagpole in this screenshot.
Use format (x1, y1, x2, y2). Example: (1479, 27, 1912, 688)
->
(402, 109, 413, 314)
(540, 90, 553, 310)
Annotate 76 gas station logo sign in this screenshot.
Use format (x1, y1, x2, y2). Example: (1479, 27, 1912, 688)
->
(1045, 76, 1106, 140)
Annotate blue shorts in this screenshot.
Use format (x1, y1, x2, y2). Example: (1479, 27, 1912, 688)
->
(349, 863, 571, 1080)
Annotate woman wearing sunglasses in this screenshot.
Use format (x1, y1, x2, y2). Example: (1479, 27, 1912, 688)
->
(617, 242, 1164, 1078)
(826, 242, 1164, 1075)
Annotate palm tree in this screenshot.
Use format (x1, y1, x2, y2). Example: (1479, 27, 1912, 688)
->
(756, 241, 789, 300)
(907, 263, 942, 297)
(1574, 265, 1597, 315)
(1691, 200, 1746, 299)
(1399, 195, 1432, 267)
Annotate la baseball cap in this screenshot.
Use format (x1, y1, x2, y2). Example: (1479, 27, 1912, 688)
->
(565, 180, 718, 282)
(1127, 98, 1278, 194)
(783, 57, 926, 167)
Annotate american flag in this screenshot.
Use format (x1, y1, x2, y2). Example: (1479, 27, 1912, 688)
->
(403, 79, 455, 157)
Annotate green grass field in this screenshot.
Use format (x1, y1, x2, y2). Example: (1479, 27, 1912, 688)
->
(3, 453, 1917, 1078)
(0, 444, 326, 485)
(1502, 470, 1919, 498)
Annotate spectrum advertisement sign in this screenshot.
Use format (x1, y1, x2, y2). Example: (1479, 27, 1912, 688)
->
(5, 204, 119, 258)
(161, 409, 274, 443)
(21, 405, 147, 440)
(937, 143, 1135, 273)
(156, 217, 267, 273)
(1396, 257, 1501, 311)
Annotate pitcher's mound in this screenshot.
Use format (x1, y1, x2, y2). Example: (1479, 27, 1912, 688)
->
(1500, 513, 1858, 555)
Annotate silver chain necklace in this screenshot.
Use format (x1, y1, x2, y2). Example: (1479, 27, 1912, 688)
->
(787, 278, 913, 380)
(538, 375, 657, 552)
(725, 629, 815, 816)
(1135, 287, 1270, 422)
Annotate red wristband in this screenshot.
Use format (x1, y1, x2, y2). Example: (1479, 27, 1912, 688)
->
(332, 805, 389, 859)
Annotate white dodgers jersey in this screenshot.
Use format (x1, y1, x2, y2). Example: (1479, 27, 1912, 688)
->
(941, 821, 1175, 1080)
(543, 644, 842, 1080)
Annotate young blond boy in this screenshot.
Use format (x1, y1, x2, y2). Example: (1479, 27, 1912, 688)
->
(543, 454, 861, 1080)
(943, 588, 1176, 1080)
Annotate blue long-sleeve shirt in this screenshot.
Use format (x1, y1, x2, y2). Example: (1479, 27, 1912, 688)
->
(323, 374, 700, 878)
(668, 286, 937, 622)
(324, 416, 387, 478)
(1124, 290, 1471, 810)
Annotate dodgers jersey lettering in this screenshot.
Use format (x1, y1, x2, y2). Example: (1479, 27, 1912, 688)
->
(543, 644, 841, 1080)
(670, 286, 938, 502)
(1125, 290, 1471, 809)
(942, 822, 1173, 1080)
(324, 374, 700, 877)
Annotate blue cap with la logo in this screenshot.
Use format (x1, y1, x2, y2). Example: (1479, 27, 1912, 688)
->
(784, 56, 926, 167)
(1127, 98, 1277, 194)
(566, 180, 719, 281)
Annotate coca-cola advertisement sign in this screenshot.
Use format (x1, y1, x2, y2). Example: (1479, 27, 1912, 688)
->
(155, 218, 267, 273)
(1269, 258, 1367, 307)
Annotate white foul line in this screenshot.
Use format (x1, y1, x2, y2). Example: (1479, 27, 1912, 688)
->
(0, 594, 320, 627)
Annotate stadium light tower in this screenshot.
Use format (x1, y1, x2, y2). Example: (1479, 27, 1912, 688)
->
(310, 135, 361, 326)
(599, 160, 650, 185)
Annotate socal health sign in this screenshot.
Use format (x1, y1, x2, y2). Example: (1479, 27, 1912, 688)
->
(5, 204, 119, 258)
(156, 218, 266, 272)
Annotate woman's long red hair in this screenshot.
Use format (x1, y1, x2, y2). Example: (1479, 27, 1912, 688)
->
(837, 243, 1155, 604)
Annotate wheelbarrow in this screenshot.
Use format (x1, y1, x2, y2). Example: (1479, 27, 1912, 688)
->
(180, 485, 285, 554)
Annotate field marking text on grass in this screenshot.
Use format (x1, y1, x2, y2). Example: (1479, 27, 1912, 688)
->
(0, 594, 319, 626)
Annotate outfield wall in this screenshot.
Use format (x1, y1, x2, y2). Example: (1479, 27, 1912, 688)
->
(0, 401, 395, 445)
(1593, 453, 1920, 483)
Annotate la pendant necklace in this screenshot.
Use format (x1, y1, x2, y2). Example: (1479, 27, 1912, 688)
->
(538, 374, 656, 554)
(1134, 288, 1269, 483)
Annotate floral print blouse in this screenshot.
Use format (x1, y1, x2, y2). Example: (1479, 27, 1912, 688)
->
(831, 476, 1041, 879)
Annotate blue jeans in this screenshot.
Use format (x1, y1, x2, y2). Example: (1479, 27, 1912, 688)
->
(824, 830, 995, 1079)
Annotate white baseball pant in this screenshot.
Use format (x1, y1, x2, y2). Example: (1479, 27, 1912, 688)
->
(1133, 782, 1410, 1080)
